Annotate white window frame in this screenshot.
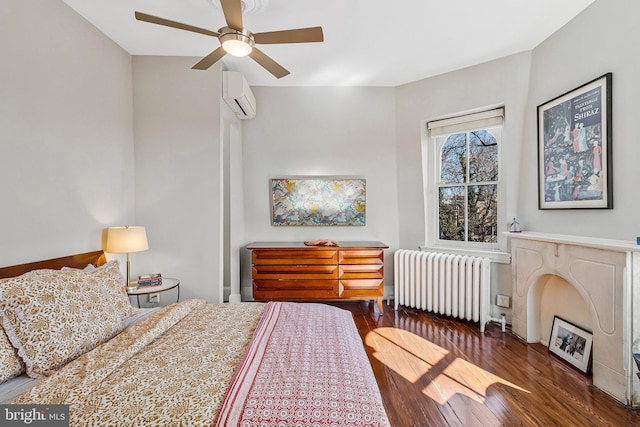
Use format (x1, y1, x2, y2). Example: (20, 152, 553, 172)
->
(421, 107, 509, 262)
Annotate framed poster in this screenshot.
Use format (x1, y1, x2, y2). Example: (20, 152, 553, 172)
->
(548, 316, 593, 374)
(537, 73, 612, 209)
(271, 177, 366, 226)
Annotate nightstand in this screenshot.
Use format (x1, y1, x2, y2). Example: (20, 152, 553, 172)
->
(127, 277, 180, 307)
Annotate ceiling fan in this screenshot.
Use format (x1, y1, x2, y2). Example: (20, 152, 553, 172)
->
(135, 0, 324, 78)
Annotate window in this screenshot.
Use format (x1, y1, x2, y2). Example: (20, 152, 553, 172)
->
(425, 108, 503, 249)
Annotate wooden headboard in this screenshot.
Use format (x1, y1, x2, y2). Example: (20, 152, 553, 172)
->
(0, 251, 107, 279)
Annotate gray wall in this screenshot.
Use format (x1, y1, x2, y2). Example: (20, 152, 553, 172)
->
(0, 0, 134, 267)
(392, 0, 640, 317)
(519, 0, 640, 239)
(133, 56, 224, 303)
(4, 0, 637, 312)
(241, 86, 400, 299)
(395, 52, 532, 251)
(394, 52, 532, 314)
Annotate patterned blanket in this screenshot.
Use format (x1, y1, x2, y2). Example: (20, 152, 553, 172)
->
(14, 300, 389, 426)
(214, 302, 389, 426)
(14, 300, 265, 426)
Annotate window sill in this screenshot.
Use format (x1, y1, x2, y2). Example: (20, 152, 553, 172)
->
(418, 246, 511, 264)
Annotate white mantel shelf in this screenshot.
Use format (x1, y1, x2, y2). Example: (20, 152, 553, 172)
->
(504, 231, 640, 253)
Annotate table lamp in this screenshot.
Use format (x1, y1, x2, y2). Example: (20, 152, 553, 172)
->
(106, 225, 149, 291)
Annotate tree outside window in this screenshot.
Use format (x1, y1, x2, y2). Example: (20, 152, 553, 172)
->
(438, 129, 498, 243)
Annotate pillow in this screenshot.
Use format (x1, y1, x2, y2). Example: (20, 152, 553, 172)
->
(81, 260, 136, 319)
(59, 260, 134, 318)
(0, 261, 134, 377)
(0, 327, 24, 383)
(61, 264, 96, 272)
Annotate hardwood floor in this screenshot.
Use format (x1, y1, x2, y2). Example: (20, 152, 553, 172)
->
(326, 301, 640, 427)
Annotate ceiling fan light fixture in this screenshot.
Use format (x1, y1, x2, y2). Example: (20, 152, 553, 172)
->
(219, 28, 255, 57)
(222, 39, 252, 56)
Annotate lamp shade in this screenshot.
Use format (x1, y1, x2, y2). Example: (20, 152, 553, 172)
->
(106, 226, 149, 254)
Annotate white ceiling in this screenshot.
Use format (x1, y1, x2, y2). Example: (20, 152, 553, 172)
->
(62, 0, 594, 87)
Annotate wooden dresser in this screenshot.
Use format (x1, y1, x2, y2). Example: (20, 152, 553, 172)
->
(246, 241, 388, 313)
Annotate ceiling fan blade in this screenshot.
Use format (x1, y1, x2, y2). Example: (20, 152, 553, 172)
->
(192, 47, 227, 70)
(135, 12, 220, 37)
(254, 27, 324, 44)
(249, 48, 290, 79)
(220, 0, 243, 31)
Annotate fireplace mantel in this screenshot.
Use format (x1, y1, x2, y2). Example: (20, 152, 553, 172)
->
(506, 231, 640, 406)
(505, 231, 640, 253)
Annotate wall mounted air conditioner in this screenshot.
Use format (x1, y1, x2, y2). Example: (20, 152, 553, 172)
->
(222, 71, 256, 119)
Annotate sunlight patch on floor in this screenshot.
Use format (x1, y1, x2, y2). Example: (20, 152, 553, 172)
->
(365, 325, 449, 382)
(423, 356, 529, 404)
(366, 327, 529, 405)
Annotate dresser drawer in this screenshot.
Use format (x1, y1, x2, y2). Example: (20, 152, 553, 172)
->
(253, 265, 338, 280)
(338, 249, 384, 265)
(339, 279, 384, 299)
(252, 249, 338, 265)
(339, 264, 383, 279)
(339, 279, 384, 292)
(253, 279, 339, 300)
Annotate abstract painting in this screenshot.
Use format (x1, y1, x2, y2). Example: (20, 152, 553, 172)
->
(271, 178, 366, 226)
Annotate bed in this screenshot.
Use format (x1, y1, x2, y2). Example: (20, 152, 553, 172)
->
(0, 251, 389, 426)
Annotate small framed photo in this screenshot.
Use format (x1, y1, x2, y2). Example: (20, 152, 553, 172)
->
(548, 316, 593, 374)
(537, 73, 612, 209)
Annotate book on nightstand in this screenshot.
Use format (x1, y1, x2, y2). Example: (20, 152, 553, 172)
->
(138, 273, 162, 287)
